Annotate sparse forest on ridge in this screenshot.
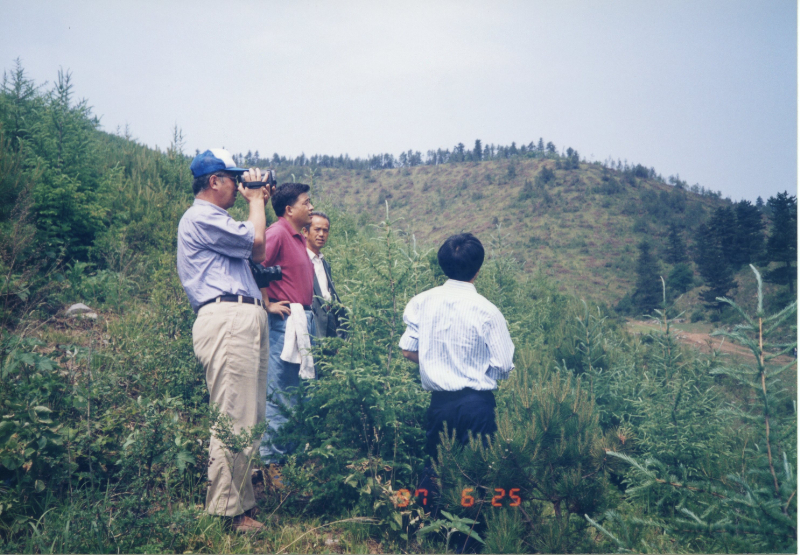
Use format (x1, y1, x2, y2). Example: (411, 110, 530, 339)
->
(0, 63, 795, 553)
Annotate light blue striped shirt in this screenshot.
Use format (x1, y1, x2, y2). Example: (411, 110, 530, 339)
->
(177, 199, 261, 312)
(399, 280, 515, 391)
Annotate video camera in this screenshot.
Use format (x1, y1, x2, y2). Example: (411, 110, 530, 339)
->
(249, 259, 282, 288)
(239, 169, 278, 190)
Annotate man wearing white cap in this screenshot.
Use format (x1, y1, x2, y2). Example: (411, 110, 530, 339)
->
(177, 149, 276, 532)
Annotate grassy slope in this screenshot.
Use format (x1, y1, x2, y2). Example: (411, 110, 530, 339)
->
(308, 158, 725, 306)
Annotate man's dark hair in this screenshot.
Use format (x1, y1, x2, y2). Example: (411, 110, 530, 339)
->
(192, 172, 230, 196)
(303, 210, 330, 231)
(437, 233, 484, 282)
(272, 183, 311, 217)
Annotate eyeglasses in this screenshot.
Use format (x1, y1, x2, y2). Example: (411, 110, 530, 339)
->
(213, 173, 237, 184)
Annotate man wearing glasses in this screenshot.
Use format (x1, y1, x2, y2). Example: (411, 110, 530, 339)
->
(177, 148, 274, 532)
(257, 183, 317, 482)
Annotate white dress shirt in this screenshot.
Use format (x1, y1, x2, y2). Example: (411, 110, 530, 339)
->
(307, 248, 331, 301)
(399, 279, 515, 391)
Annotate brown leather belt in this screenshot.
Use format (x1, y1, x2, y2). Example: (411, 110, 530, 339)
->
(199, 295, 266, 310)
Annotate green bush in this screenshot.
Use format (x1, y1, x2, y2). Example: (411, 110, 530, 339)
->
(435, 365, 619, 553)
(590, 270, 797, 553)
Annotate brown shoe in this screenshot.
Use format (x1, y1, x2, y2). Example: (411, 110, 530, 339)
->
(232, 514, 264, 533)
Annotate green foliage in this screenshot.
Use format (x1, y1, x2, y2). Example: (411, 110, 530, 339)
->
(665, 223, 688, 264)
(535, 165, 555, 188)
(517, 179, 534, 201)
(667, 262, 694, 298)
(554, 301, 612, 375)
(434, 364, 616, 553)
(0, 336, 67, 527)
(591, 268, 797, 553)
(765, 191, 797, 293)
(732, 199, 765, 267)
(694, 222, 738, 309)
(277, 209, 430, 514)
(632, 241, 662, 313)
(598, 170, 623, 195)
(418, 510, 485, 550)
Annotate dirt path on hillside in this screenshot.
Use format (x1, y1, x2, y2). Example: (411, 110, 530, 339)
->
(674, 330, 754, 358)
(627, 320, 797, 364)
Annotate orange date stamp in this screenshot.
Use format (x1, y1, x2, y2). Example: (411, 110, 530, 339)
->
(393, 487, 522, 507)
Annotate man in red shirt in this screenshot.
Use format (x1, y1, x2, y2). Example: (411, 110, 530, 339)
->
(259, 183, 316, 466)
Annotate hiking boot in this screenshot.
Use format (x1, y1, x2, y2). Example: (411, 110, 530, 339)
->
(232, 514, 264, 533)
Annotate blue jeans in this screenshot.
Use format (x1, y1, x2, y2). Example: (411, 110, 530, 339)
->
(259, 310, 315, 463)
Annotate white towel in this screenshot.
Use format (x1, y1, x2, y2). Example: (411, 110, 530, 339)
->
(280, 303, 315, 379)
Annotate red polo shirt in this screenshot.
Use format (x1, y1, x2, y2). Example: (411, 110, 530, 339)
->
(262, 217, 314, 305)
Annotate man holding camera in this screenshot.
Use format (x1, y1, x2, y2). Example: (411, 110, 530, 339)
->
(258, 183, 317, 469)
(303, 211, 346, 340)
(177, 149, 277, 532)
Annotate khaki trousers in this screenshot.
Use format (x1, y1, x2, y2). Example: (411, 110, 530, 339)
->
(193, 301, 268, 517)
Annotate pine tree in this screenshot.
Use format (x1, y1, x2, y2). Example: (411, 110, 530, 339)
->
(632, 241, 661, 312)
(664, 223, 688, 264)
(473, 139, 482, 161)
(594, 267, 797, 553)
(694, 223, 737, 309)
(666, 262, 694, 296)
(26, 69, 105, 256)
(765, 191, 797, 293)
(517, 180, 534, 201)
(732, 199, 765, 267)
(0, 59, 43, 152)
(435, 366, 616, 554)
(707, 206, 737, 268)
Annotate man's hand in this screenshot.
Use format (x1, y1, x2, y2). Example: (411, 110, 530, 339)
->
(402, 350, 419, 364)
(239, 168, 271, 205)
(266, 299, 291, 319)
(242, 168, 268, 262)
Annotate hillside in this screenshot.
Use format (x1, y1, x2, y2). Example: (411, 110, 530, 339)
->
(0, 66, 795, 553)
(307, 158, 727, 305)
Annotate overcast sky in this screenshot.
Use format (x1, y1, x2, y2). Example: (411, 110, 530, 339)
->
(2, 0, 796, 201)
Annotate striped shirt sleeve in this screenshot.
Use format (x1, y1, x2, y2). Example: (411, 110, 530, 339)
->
(399, 297, 420, 352)
(484, 310, 515, 381)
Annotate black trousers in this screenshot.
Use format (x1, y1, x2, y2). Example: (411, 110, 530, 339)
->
(424, 388, 497, 459)
(418, 389, 496, 553)
(418, 389, 497, 496)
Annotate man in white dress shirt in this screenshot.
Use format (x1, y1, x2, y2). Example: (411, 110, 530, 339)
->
(303, 211, 346, 339)
(399, 233, 515, 467)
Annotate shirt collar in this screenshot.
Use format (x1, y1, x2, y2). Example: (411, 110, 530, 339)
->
(443, 279, 476, 292)
(192, 197, 228, 214)
(307, 248, 324, 261)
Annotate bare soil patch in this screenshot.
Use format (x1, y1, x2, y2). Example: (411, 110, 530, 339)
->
(627, 319, 796, 364)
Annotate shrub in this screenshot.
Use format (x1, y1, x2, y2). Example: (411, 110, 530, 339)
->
(435, 365, 619, 553)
